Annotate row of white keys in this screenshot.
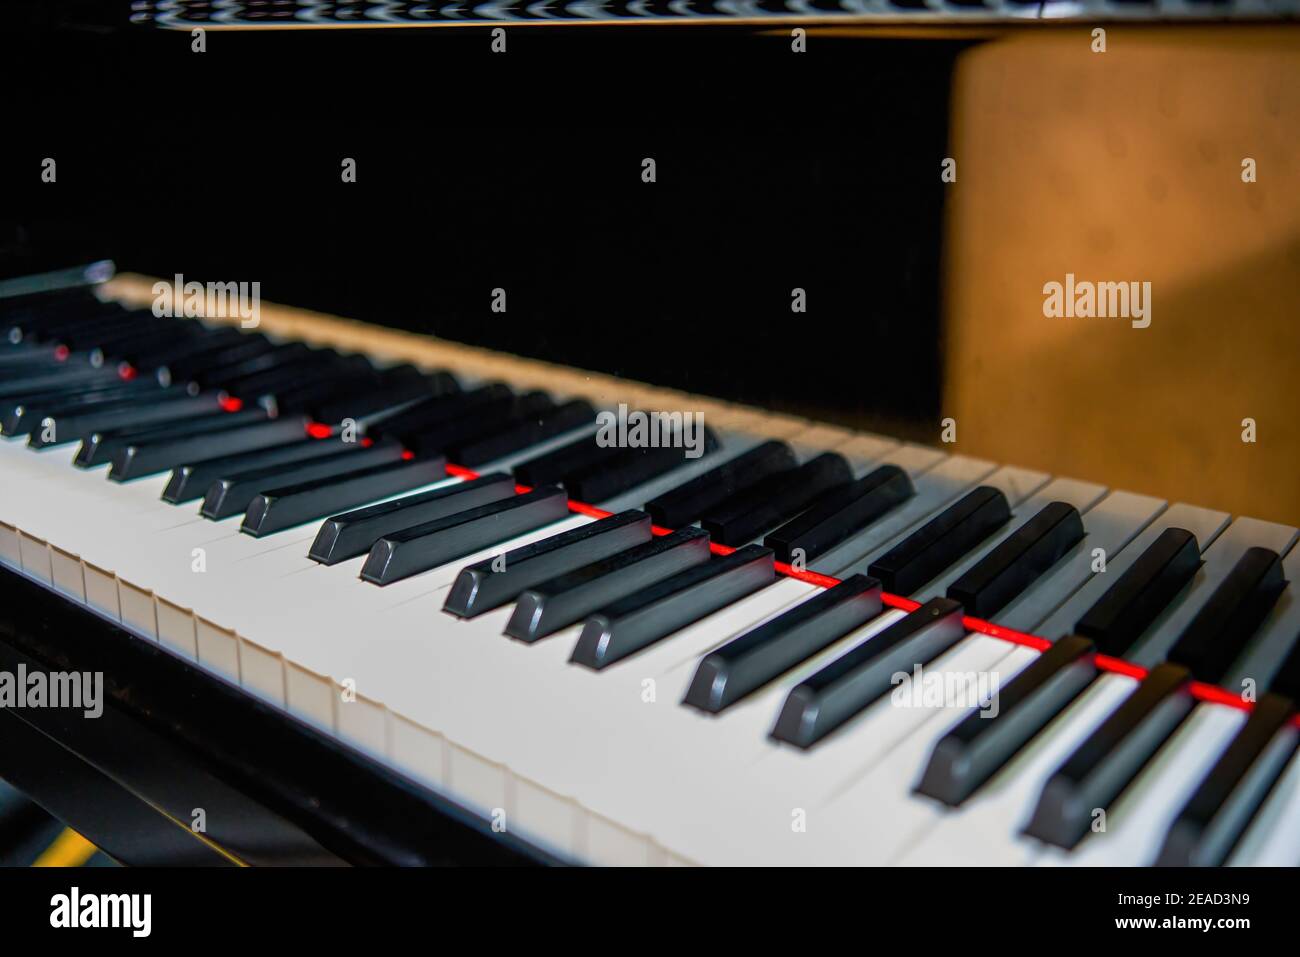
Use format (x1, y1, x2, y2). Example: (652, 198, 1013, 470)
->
(898, 514, 1298, 866)
(73, 426, 839, 826)
(0, 434, 1081, 861)
(225, 430, 971, 860)
(227, 423, 881, 860)
(1041, 538, 1300, 866)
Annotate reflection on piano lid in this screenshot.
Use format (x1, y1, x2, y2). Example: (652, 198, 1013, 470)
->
(0, 267, 1297, 866)
(128, 0, 1300, 29)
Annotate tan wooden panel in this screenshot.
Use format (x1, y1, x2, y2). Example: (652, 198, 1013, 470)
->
(942, 26, 1300, 526)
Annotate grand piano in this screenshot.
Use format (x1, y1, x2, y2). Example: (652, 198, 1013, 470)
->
(0, 0, 1297, 868)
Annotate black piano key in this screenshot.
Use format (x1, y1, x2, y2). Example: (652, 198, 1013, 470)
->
(200, 442, 406, 519)
(0, 287, 107, 325)
(310, 472, 518, 565)
(683, 573, 885, 713)
(450, 399, 597, 467)
(643, 440, 797, 528)
(563, 428, 721, 503)
(110, 415, 311, 481)
(0, 364, 121, 400)
(512, 431, 622, 488)
(444, 510, 654, 618)
(221, 352, 370, 401)
(1023, 662, 1195, 849)
(772, 597, 967, 748)
(190, 342, 313, 388)
(41, 311, 156, 349)
(244, 454, 450, 538)
(571, 544, 778, 670)
(159, 335, 274, 384)
(1, 380, 163, 435)
(0, 352, 76, 377)
(504, 527, 712, 642)
(699, 452, 853, 547)
(1166, 547, 1288, 684)
(946, 501, 1086, 618)
(0, 342, 69, 367)
(84, 322, 200, 365)
(269, 361, 421, 416)
(260, 369, 383, 416)
(367, 384, 514, 439)
(120, 325, 243, 371)
(163, 438, 356, 504)
(1155, 692, 1297, 867)
(764, 464, 915, 564)
(311, 371, 458, 425)
(914, 634, 1099, 804)
(1074, 527, 1202, 657)
(402, 392, 555, 458)
(26, 391, 219, 448)
(75, 408, 270, 467)
(359, 485, 569, 584)
(3, 299, 123, 340)
(868, 486, 1011, 597)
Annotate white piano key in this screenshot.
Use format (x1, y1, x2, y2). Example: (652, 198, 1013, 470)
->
(1227, 735, 1300, 866)
(1040, 704, 1247, 866)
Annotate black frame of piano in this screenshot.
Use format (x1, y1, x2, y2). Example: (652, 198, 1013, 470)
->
(0, 563, 562, 866)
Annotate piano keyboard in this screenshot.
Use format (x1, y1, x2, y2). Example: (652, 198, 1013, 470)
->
(1, 271, 1297, 867)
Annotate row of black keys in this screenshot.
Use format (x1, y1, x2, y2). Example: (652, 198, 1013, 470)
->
(4, 288, 1018, 578)
(2, 289, 1242, 644)
(2, 289, 1022, 579)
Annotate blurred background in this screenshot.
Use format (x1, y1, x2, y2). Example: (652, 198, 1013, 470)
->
(1, 6, 1296, 530)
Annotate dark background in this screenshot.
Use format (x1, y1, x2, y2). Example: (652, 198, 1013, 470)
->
(0, 2, 967, 438)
